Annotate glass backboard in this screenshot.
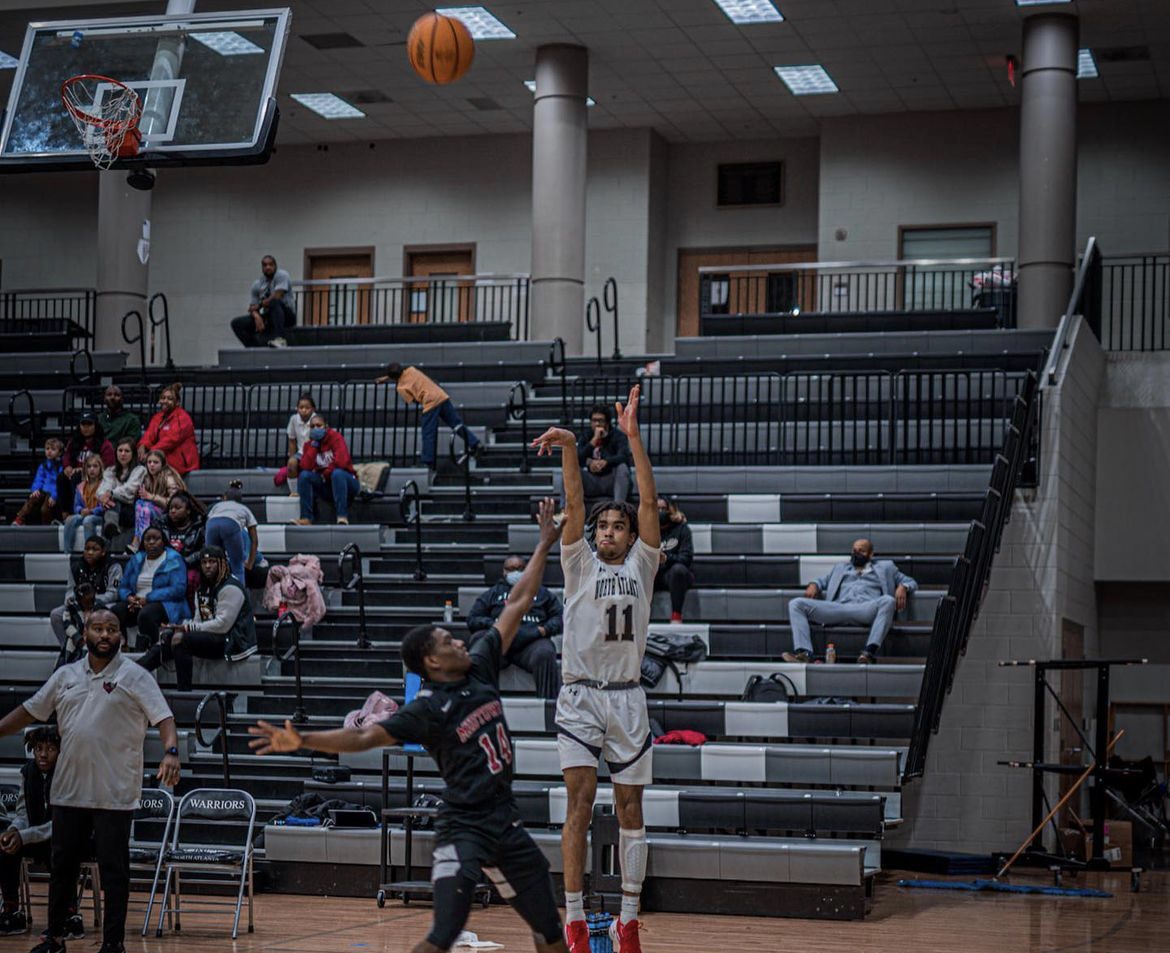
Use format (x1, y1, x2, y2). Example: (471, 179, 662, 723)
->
(0, 8, 290, 170)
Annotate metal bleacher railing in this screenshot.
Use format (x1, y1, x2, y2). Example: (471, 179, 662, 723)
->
(1092, 251, 1170, 351)
(0, 287, 96, 348)
(559, 369, 1030, 467)
(293, 273, 530, 341)
(698, 257, 1018, 327)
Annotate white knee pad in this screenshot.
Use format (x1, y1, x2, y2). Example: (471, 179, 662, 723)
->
(619, 827, 647, 894)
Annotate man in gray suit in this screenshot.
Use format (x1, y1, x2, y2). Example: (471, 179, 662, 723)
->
(782, 538, 917, 664)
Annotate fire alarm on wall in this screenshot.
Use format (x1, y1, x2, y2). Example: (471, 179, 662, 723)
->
(1006, 54, 1019, 87)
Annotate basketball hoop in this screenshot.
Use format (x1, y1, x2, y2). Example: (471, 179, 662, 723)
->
(61, 74, 143, 170)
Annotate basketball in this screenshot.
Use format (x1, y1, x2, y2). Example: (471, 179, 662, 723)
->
(407, 13, 475, 85)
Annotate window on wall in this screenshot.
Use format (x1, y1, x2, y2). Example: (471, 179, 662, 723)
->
(899, 225, 996, 312)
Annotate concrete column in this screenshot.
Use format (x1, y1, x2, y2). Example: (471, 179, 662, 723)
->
(1017, 12, 1078, 330)
(94, 0, 195, 360)
(530, 44, 588, 351)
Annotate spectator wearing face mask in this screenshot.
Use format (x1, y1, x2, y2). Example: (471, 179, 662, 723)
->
(466, 554, 563, 699)
(782, 538, 918, 664)
(654, 497, 694, 624)
(295, 414, 359, 525)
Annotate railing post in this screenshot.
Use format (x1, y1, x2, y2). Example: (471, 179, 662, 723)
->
(507, 381, 530, 475)
(603, 277, 622, 360)
(121, 309, 148, 385)
(195, 691, 232, 787)
(148, 293, 175, 370)
(585, 296, 603, 371)
(7, 390, 38, 452)
(272, 611, 308, 724)
(549, 338, 568, 424)
(339, 543, 369, 650)
(448, 429, 475, 522)
(69, 349, 95, 385)
(399, 480, 427, 581)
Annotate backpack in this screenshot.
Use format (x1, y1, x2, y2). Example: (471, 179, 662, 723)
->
(640, 632, 708, 699)
(741, 672, 799, 703)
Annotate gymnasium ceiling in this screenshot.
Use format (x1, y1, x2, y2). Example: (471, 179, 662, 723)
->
(1, 0, 1169, 145)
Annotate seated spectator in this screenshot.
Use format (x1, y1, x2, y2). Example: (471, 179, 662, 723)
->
(0, 727, 83, 940)
(114, 525, 188, 661)
(139, 383, 200, 475)
(205, 482, 259, 584)
(131, 450, 185, 553)
(278, 392, 317, 496)
(655, 497, 694, 624)
(296, 414, 360, 526)
(12, 438, 64, 526)
(376, 362, 482, 474)
(97, 384, 142, 446)
(160, 546, 257, 692)
(230, 254, 296, 348)
(467, 554, 563, 699)
(161, 491, 207, 597)
(50, 536, 123, 666)
(783, 538, 918, 664)
(61, 456, 106, 553)
(62, 412, 115, 485)
(98, 438, 145, 540)
(577, 404, 630, 504)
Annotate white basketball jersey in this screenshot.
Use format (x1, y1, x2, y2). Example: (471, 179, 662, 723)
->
(560, 536, 660, 684)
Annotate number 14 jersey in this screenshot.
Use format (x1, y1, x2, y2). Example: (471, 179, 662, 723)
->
(560, 536, 660, 685)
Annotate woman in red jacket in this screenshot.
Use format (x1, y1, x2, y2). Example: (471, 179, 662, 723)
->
(139, 382, 200, 475)
(296, 412, 359, 525)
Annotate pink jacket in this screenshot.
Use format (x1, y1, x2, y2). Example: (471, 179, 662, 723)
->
(263, 554, 327, 628)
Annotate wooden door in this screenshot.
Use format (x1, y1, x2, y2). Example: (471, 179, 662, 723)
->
(406, 247, 475, 324)
(305, 251, 374, 326)
(676, 246, 817, 337)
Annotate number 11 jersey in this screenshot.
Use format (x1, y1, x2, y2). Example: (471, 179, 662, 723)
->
(560, 536, 660, 685)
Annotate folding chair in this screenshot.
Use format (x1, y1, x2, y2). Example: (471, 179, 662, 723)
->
(151, 789, 256, 939)
(19, 856, 102, 931)
(134, 788, 175, 936)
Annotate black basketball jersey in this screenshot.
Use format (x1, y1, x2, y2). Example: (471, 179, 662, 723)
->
(379, 627, 514, 811)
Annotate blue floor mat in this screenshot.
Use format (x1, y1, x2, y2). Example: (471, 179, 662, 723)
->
(897, 878, 1112, 898)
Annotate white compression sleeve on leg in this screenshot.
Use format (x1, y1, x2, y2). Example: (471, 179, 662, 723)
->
(619, 827, 647, 894)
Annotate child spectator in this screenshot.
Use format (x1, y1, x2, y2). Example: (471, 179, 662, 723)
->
(61, 456, 106, 553)
(98, 438, 145, 540)
(204, 482, 259, 584)
(296, 414, 359, 525)
(62, 412, 115, 484)
(161, 491, 207, 598)
(130, 450, 185, 554)
(376, 362, 482, 473)
(139, 383, 200, 475)
(13, 438, 64, 526)
(49, 536, 123, 667)
(280, 392, 316, 497)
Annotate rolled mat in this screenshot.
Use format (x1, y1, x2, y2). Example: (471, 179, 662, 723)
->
(897, 878, 1111, 898)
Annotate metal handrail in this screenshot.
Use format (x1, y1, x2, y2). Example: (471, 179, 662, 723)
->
(339, 543, 370, 650)
(698, 255, 1017, 274)
(507, 381, 530, 474)
(293, 272, 529, 288)
(69, 348, 95, 385)
(448, 428, 475, 522)
(398, 480, 427, 581)
(271, 611, 308, 724)
(585, 296, 603, 370)
(194, 691, 232, 787)
(148, 292, 175, 370)
(7, 389, 37, 445)
(548, 337, 568, 424)
(121, 309, 148, 384)
(604, 277, 622, 360)
(1044, 236, 1100, 386)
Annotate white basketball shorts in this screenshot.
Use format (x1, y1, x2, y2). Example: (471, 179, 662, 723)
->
(555, 682, 653, 786)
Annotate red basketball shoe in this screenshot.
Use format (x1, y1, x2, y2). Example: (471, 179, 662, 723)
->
(565, 919, 590, 953)
(609, 917, 642, 953)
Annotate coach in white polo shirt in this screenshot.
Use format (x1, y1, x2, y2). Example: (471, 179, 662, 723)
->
(0, 609, 180, 953)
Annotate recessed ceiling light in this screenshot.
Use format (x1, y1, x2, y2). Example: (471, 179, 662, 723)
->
(712, 0, 784, 24)
(0, 50, 18, 69)
(523, 79, 595, 106)
(190, 31, 265, 56)
(437, 7, 516, 40)
(1077, 48, 1098, 79)
(773, 64, 838, 95)
(290, 93, 365, 119)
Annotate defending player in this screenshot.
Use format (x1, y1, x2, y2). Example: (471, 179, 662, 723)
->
(531, 384, 661, 953)
(249, 499, 565, 953)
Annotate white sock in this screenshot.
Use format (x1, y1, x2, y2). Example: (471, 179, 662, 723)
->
(620, 892, 639, 925)
(565, 890, 584, 923)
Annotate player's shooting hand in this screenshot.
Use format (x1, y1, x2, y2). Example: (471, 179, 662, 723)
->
(248, 719, 303, 755)
(616, 384, 641, 438)
(536, 496, 562, 547)
(530, 427, 576, 456)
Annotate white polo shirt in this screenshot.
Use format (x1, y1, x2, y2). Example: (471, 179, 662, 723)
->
(23, 653, 173, 812)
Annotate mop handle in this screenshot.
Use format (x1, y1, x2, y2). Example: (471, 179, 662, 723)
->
(995, 729, 1124, 879)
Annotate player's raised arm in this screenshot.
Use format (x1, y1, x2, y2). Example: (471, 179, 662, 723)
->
(531, 426, 584, 545)
(616, 384, 660, 549)
(495, 497, 563, 655)
(248, 719, 395, 755)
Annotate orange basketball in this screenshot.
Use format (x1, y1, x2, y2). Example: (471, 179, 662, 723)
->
(407, 13, 475, 85)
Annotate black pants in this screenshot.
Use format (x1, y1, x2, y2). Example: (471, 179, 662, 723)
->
(49, 807, 132, 946)
(169, 629, 227, 692)
(655, 562, 695, 615)
(230, 299, 296, 347)
(111, 600, 169, 651)
(0, 841, 50, 907)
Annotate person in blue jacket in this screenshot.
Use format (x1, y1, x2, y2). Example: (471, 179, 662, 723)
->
(111, 524, 189, 666)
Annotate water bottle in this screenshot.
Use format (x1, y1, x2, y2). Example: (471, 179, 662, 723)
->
(825, 643, 837, 664)
(443, 600, 454, 623)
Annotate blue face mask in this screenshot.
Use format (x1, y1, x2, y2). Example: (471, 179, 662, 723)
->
(504, 570, 523, 586)
(309, 427, 327, 441)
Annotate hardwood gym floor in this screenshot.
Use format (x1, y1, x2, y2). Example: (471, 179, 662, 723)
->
(6, 870, 1166, 953)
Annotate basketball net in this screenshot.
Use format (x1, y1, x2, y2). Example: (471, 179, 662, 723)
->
(61, 75, 143, 170)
